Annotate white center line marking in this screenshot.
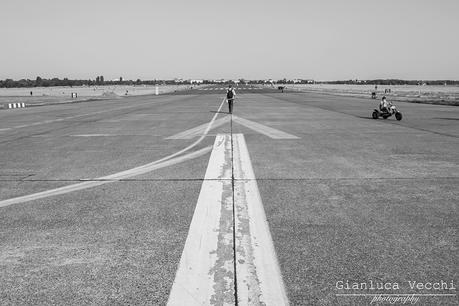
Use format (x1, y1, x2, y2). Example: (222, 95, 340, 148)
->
(168, 134, 289, 305)
(233, 134, 289, 305)
(168, 134, 234, 305)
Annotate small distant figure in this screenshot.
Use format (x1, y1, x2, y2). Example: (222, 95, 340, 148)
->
(371, 92, 376, 99)
(30, 91, 33, 96)
(226, 85, 236, 114)
(125, 90, 129, 95)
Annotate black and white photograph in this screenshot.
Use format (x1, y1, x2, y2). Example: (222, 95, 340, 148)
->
(0, 0, 458, 305)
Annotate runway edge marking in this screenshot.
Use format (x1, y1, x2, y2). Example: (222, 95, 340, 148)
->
(233, 133, 289, 305)
(168, 134, 235, 305)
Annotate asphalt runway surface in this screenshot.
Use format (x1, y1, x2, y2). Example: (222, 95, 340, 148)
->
(0, 86, 458, 305)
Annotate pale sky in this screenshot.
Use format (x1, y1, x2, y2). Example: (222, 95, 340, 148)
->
(1, 0, 458, 80)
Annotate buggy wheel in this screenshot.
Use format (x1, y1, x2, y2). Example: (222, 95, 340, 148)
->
(372, 111, 378, 119)
(395, 112, 402, 121)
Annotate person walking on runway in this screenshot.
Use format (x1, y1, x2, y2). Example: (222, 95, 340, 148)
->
(226, 85, 236, 114)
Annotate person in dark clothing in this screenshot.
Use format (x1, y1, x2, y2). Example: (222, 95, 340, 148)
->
(226, 85, 236, 114)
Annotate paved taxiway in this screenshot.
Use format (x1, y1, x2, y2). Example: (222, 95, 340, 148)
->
(0, 86, 458, 305)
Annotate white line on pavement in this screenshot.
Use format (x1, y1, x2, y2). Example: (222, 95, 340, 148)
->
(232, 134, 289, 305)
(168, 134, 234, 306)
(168, 134, 288, 305)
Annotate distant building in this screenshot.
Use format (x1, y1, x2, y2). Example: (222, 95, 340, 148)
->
(190, 79, 203, 84)
(292, 79, 315, 84)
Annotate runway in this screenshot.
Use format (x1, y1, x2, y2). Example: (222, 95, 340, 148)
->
(0, 86, 458, 305)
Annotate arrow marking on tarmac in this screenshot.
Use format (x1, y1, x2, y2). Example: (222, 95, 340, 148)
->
(166, 115, 299, 140)
(232, 115, 299, 139)
(167, 134, 289, 306)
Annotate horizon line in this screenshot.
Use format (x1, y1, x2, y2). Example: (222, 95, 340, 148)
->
(1, 77, 459, 82)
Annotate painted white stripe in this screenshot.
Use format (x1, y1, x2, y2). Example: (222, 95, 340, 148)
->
(166, 116, 230, 139)
(7, 102, 26, 108)
(233, 134, 289, 305)
(0, 146, 212, 208)
(233, 116, 299, 139)
(168, 134, 235, 306)
(168, 134, 288, 305)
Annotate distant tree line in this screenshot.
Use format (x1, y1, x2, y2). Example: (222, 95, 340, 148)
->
(0, 76, 214, 88)
(1, 77, 458, 88)
(320, 79, 459, 86)
(0, 76, 159, 88)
